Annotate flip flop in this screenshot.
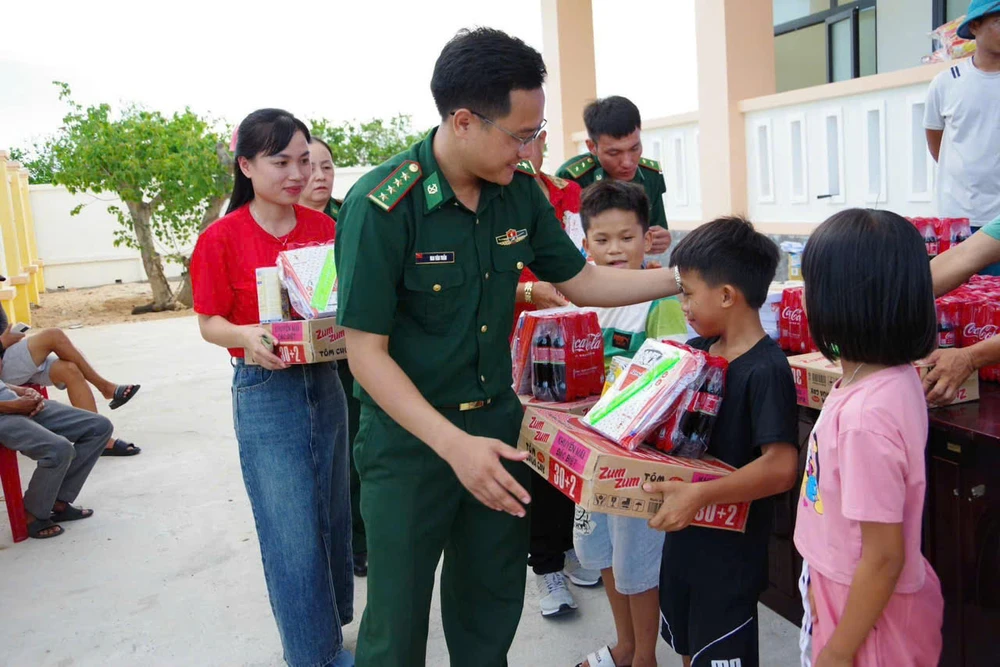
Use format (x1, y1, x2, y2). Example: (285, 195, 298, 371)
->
(101, 439, 141, 457)
(575, 645, 628, 667)
(50, 503, 93, 523)
(28, 518, 64, 539)
(109, 384, 140, 410)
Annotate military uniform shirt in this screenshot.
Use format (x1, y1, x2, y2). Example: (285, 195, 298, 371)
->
(556, 151, 668, 230)
(325, 197, 342, 222)
(336, 129, 587, 407)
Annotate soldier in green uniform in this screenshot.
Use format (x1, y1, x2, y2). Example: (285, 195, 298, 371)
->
(325, 195, 342, 222)
(336, 28, 682, 667)
(557, 96, 672, 255)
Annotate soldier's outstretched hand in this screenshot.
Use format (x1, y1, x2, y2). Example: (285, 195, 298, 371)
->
(444, 435, 532, 517)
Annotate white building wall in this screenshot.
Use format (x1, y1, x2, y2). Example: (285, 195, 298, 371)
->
(29, 166, 371, 289)
(744, 80, 939, 226)
(572, 120, 703, 225)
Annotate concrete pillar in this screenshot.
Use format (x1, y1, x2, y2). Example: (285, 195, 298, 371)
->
(0, 152, 29, 323)
(540, 0, 598, 170)
(695, 0, 776, 220)
(7, 164, 39, 304)
(18, 170, 43, 298)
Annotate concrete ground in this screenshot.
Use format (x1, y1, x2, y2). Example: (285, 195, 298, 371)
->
(0, 316, 801, 666)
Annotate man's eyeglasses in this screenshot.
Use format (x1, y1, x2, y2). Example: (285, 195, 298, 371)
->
(451, 110, 547, 148)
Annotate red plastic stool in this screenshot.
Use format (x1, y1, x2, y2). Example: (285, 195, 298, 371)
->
(1, 384, 49, 543)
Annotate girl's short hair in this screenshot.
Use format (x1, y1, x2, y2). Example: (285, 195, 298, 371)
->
(802, 208, 936, 365)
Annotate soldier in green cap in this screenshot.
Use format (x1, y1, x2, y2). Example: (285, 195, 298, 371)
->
(336, 27, 682, 667)
(557, 95, 671, 255)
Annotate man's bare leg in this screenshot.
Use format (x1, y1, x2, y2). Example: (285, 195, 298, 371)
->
(49, 360, 115, 450)
(26, 329, 117, 399)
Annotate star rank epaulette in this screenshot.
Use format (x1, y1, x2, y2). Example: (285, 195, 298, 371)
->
(565, 154, 597, 178)
(638, 157, 662, 173)
(514, 160, 537, 176)
(547, 174, 570, 189)
(367, 161, 422, 212)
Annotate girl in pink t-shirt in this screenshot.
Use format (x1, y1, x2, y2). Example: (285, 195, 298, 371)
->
(794, 209, 944, 667)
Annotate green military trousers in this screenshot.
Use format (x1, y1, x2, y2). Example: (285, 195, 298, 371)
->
(353, 391, 529, 667)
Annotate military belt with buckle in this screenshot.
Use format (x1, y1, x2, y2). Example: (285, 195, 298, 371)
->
(457, 398, 493, 411)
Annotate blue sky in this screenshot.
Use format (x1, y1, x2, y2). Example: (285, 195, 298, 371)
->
(0, 0, 697, 150)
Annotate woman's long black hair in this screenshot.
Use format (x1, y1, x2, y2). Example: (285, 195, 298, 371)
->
(226, 109, 311, 214)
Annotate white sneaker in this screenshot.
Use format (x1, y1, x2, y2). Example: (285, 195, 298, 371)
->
(537, 571, 577, 617)
(563, 549, 602, 587)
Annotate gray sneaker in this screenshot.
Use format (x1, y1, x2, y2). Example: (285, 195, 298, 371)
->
(563, 548, 602, 587)
(537, 571, 577, 617)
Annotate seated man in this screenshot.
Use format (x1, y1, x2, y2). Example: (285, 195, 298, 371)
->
(0, 316, 140, 456)
(0, 381, 114, 538)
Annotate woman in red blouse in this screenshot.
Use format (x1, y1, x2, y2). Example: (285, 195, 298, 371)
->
(190, 109, 354, 667)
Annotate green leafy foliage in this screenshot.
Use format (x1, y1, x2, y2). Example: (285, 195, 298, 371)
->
(9, 143, 57, 184)
(308, 114, 426, 167)
(48, 82, 231, 253)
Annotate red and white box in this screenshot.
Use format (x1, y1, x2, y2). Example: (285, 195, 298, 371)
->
(246, 316, 347, 366)
(519, 407, 750, 532)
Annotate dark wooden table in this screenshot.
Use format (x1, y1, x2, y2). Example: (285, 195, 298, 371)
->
(763, 384, 1000, 667)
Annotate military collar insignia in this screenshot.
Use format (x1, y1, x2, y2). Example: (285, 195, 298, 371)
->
(367, 161, 421, 212)
(514, 160, 537, 176)
(423, 171, 445, 211)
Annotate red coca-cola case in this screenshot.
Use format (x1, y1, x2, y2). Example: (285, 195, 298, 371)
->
(527, 311, 605, 402)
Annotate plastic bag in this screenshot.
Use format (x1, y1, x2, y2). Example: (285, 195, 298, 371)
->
(923, 15, 977, 64)
(652, 348, 728, 458)
(584, 339, 706, 451)
(277, 242, 338, 319)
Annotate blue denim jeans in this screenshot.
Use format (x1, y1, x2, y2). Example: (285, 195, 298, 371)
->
(232, 359, 354, 667)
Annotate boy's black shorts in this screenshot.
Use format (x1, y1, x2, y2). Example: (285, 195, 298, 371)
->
(659, 567, 761, 667)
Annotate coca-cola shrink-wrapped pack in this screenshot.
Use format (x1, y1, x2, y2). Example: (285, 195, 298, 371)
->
(907, 217, 971, 256)
(779, 286, 817, 353)
(511, 308, 605, 402)
(936, 275, 1000, 382)
(584, 339, 707, 451)
(652, 347, 728, 458)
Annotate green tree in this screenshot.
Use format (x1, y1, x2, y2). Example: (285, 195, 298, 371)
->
(308, 114, 425, 167)
(10, 142, 57, 184)
(47, 82, 231, 311)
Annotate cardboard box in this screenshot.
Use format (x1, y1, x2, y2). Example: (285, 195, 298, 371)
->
(519, 407, 750, 532)
(518, 394, 599, 416)
(246, 316, 347, 365)
(788, 353, 979, 409)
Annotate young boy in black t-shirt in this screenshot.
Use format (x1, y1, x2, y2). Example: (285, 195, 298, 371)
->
(643, 216, 800, 667)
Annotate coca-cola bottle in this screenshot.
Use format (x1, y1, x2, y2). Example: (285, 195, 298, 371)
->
(532, 331, 552, 401)
(675, 359, 727, 458)
(551, 333, 567, 402)
(956, 218, 971, 245)
(938, 303, 955, 349)
(923, 220, 939, 258)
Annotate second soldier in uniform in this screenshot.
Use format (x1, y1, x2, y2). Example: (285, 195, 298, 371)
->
(557, 95, 671, 255)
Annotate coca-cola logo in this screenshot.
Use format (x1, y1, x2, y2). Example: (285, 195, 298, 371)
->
(781, 307, 804, 323)
(963, 323, 998, 340)
(571, 333, 603, 353)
